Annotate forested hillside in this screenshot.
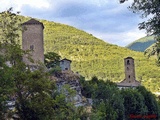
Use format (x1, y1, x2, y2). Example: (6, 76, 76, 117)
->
(126, 36, 156, 52)
(5, 16, 160, 93)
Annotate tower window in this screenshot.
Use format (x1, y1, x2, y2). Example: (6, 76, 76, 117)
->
(128, 75, 130, 79)
(127, 67, 129, 70)
(30, 45, 34, 51)
(127, 60, 130, 65)
(65, 68, 68, 70)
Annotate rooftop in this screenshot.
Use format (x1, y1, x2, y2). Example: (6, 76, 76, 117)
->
(22, 19, 44, 29)
(124, 57, 134, 60)
(60, 58, 72, 62)
(117, 79, 141, 87)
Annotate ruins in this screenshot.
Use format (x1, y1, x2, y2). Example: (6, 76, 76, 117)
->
(117, 57, 141, 88)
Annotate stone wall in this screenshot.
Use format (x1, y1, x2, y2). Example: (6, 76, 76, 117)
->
(22, 24, 44, 65)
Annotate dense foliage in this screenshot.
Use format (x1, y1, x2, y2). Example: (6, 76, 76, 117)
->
(80, 76, 160, 120)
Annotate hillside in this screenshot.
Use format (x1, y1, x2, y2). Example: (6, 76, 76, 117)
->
(39, 20, 160, 93)
(1, 15, 160, 93)
(126, 36, 156, 52)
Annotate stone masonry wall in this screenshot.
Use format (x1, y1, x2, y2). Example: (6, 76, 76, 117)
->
(22, 24, 44, 65)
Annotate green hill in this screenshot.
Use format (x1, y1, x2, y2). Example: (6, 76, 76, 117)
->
(1, 15, 160, 93)
(40, 20, 160, 93)
(126, 36, 156, 52)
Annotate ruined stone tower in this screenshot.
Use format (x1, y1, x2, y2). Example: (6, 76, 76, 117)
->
(22, 19, 44, 65)
(124, 57, 136, 83)
(117, 57, 140, 88)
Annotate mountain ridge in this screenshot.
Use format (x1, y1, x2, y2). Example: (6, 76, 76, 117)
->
(126, 36, 156, 52)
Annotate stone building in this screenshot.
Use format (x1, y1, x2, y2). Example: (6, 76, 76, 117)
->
(60, 58, 72, 70)
(22, 19, 44, 66)
(117, 57, 141, 88)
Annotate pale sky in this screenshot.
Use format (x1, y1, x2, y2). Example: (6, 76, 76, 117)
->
(0, 0, 146, 47)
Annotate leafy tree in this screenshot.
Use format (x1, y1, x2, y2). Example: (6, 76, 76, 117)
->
(0, 8, 57, 120)
(121, 88, 148, 119)
(44, 51, 61, 76)
(44, 51, 61, 68)
(80, 77, 125, 120)
(91, 80, 124, 120)
(0, 55, 14, 119)
(136, 86, 160, 118)
(121, 0, 160, 63)
(0, 7, 23, 119)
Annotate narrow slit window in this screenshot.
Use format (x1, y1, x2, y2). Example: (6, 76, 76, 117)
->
(65, 68, 68, 70)
(30, 45, 34, 51)
(127, 60, 130, 65)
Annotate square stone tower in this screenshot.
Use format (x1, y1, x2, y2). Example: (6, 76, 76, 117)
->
(117, 57, 141, 88)
(124, 57, 136, 83)
(60, 58, 72, 71)
(22, 19, 44, 65)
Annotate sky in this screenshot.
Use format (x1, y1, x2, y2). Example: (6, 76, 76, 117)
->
(0, 0, 147, 47)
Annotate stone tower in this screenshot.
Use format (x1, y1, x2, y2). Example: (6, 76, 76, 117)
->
(60, 58, 72, 71)
(124, 57, 136, 83)
(22, 19, 44, 65)
(117, 57, 140, 88)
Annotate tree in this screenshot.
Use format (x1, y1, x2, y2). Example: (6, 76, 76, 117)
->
(91, 80, 124, 120)
(44, 51, 61, 68)
(121, 88, 148, 119)
(136, 86, 160, 118)
(0, 8, 58, 119)
(44, 52, 61, 76)
(121, 0, 160, 63)
(0, 55, 14, 119)
(80, 77, 125, 120)
(0, 7, 24, 119)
